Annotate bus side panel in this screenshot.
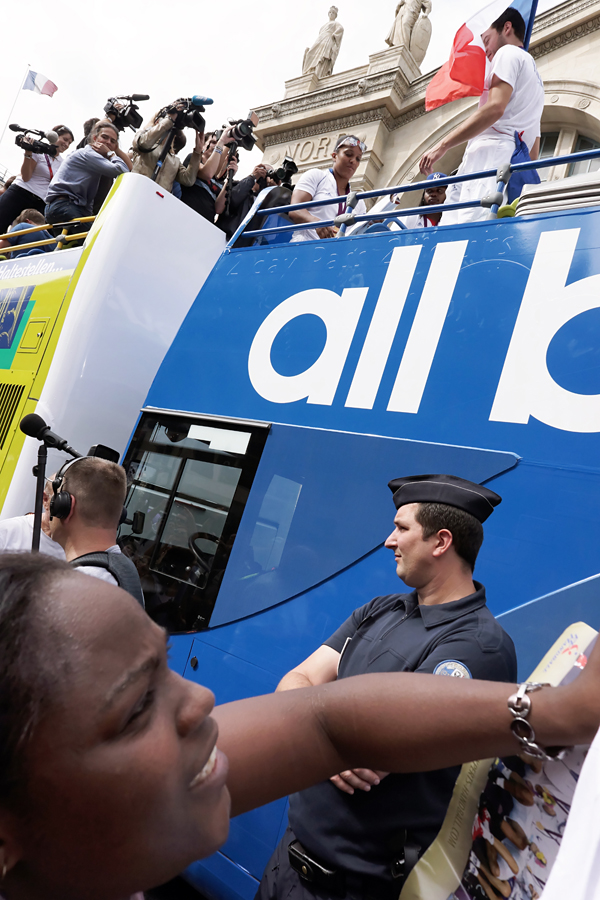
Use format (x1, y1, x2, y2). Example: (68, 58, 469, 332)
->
(2, 175, 225, 518)
(0, 249, 83, 510)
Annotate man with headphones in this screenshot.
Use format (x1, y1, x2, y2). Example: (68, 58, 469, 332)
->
(49, 457, 144, 607)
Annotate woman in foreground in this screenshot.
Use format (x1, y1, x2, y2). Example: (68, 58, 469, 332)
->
(0, 554, 597, 900)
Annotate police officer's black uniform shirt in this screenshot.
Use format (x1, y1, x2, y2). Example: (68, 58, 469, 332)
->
(288, 584, 517, 883)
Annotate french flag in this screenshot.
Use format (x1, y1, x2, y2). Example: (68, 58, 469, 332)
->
(23, 70, 58, 98)
(425, 0, 537, 111)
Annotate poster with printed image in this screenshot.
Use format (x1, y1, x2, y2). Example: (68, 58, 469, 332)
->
(399, 623, 597, 900)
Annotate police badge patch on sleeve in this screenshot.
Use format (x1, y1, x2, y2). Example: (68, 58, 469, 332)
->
(433, 660, 472, 678)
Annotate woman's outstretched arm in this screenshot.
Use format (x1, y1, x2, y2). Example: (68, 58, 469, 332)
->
(214, 655, 600, 817)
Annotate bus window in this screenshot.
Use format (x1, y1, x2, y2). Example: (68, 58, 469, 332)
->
(118, 411, 269, 632)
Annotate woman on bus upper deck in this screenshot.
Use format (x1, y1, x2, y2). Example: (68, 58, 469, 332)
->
(0, 552, 598, 900)
(288, 135, 368, 242)
(0, 125, 74, 236)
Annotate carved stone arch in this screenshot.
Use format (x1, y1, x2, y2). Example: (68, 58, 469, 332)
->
(541, 79, 600, 142)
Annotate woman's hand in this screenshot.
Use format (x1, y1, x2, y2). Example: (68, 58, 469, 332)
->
(316, 225, 337, 239)
(20, 137, 37, 181)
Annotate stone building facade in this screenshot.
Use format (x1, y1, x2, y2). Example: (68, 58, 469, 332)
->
(254, 0, 600, 205)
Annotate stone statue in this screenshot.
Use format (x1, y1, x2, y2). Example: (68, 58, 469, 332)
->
(410, 0, 432, 66)
(385, 0, 425, 50)
(302, 6, 344, 79)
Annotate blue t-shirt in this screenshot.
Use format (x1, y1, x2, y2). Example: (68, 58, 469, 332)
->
(7, 222, 56, 257)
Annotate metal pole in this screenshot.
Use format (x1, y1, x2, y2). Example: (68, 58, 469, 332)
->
(0, 64, 29, 154)
(31, 442, 48, 552)
(523, 0, 539, 50)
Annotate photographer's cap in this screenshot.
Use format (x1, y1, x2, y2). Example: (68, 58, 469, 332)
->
(388, 474, 501, 523)
(426, 172, 446, 181)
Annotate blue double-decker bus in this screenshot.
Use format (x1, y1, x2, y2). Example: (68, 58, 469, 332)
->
(114, 164, 600, 900)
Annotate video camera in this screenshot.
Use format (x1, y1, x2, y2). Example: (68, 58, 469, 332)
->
(158, 96, 213, 133)
(272, 156, 298, 190)
(9, 124, 59, 157)
(104, 94, 149, 132)
(215, 111, 259, 153)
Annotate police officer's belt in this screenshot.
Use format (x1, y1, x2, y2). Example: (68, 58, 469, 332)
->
(288, 838, 420, 899)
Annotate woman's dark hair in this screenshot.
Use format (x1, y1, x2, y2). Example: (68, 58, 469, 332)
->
(414, 503, 484, 572)
(0, 554, 71, 803)
(52, 124, 74, 142)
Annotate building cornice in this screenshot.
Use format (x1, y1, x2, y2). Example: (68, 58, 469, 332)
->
(531, 0, 600, 36)
(530, 12, 600, 59)
(262, 107, 394, 147)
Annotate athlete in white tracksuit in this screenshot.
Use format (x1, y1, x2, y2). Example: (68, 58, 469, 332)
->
(420, 8, 544, 225)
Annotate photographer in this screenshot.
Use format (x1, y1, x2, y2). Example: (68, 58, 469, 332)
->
(217, 163, 277, 240)
(180, 134, 234, 222)
(0, 125, 74, 235)
(45, 120, 132, 227)
(132, 103, 235, 194)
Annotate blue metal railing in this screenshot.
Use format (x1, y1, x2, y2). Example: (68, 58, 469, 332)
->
(228, 146, 600, 246)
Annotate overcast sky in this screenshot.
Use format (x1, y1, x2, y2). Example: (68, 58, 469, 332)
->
(0, 0, 561, 180)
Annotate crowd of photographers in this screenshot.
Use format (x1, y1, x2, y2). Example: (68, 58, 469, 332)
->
(0, 94, 296, 256)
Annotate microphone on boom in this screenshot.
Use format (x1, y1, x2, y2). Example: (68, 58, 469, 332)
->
(9, 124, 58, 142)
(20, 414, 82, 458)
(129, 94, 150, 102)
(192, 96, 214, 107)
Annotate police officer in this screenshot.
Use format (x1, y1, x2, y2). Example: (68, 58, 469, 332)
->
(256, 473, 517, 900)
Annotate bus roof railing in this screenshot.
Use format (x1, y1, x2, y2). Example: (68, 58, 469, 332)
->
(228, 146, 600, 246)
(0, 215, 96, 258)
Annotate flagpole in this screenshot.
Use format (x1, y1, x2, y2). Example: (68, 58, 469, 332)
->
(0, 64, 30, 155)
(524, 0, 539, 50)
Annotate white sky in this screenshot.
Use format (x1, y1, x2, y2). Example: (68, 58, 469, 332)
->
(0, 0, 560, 181)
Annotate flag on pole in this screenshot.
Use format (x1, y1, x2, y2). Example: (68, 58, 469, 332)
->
(425, 0, 536, 111)
(23, 70, 58, 98)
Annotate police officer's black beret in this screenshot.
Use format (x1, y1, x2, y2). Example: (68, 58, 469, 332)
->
(388, 474, 502, 523)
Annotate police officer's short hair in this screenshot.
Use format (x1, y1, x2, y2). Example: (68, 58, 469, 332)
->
(490, 7, 526, 42)
(414, 502, 483, 571)
(62, 458, 126, 529)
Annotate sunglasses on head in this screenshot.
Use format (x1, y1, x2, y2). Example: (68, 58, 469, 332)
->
(336, 136, 367, 153)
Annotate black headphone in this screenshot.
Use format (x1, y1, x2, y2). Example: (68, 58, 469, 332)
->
(50, 456, 129, 524)
(49, 457, 83, 520)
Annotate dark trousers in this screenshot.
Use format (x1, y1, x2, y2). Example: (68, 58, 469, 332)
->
(255, 828, 400, 900)
(0, 185, 45, 235)
(44, 197, 89, 244)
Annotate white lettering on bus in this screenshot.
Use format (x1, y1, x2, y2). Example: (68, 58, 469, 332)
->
(490, 228, 600, 433)
(248, 229, 598, 433)
(248, 287, 368, 405)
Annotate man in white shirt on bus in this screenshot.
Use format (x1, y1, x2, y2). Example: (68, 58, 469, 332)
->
(0, 478, 65, 559)
(420, 7, 544, 225)
(398, 173, 447, 229)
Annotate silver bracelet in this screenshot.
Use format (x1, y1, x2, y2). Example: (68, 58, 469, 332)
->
(507, 682, 568, 761)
